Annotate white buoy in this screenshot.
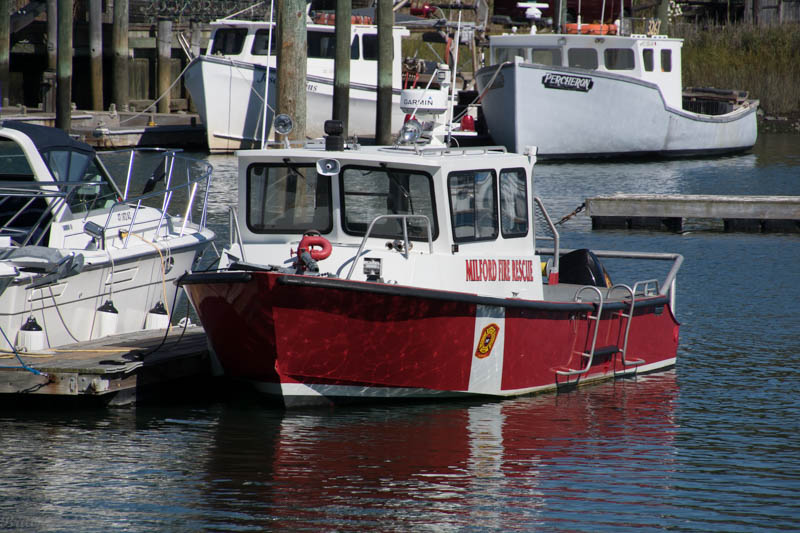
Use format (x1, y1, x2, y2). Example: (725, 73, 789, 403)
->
(145, 301, 170, 330)
(96, 300, 119, 338)
(16, 316, 45, 352)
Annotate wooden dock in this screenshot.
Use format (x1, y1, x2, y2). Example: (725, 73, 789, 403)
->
(0, 327, 211, 406)
(586, 194, 800, 232)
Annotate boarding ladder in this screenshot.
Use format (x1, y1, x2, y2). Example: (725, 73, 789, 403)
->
(607, 284, 646, 370)
(556, 286, 609, 377)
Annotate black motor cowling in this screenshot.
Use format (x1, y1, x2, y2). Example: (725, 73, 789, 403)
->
(558, 249, 611, 287)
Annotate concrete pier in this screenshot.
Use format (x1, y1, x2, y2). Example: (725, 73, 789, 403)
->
(586, 194, 800, 233)
(0, 327, 210, 406)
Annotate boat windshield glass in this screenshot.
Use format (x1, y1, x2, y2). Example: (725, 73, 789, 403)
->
(531, 48, 561, 66)
(41, 150, 118, 214)
(604, 48, 635, 70)
(308, 31, 336, 59)
(210, 28, 247, 55)
(252, 29, 277, 56)
(493, 47, 529, 63)
(499, 168, 528, 238)
(448, 169, 498, 242)
(246, 162, 332, 234)
(0, 137, 49, 243)
(567, 48, 598, 69)
(340, 166, 436, 240)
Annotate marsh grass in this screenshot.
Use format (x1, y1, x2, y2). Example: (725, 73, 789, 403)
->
(673, 22, 800, 114)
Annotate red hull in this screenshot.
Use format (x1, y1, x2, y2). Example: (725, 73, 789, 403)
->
(183, 271, 680, 404)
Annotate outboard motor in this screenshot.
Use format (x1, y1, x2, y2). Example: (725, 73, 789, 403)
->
(558, 249, 612, 287)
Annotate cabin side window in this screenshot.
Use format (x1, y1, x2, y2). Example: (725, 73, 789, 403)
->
(246, 163, 332, 234)
(340, 166, 437, 240)
(567, 48, 598, 69)
(308, 31, 336, 59)
(362, 35, 378, 60)
(531, 48, 562, 66)
(661, 49, 672, 72)
(0, 138, 50, 244)
(210, 29, 248, 55)
(604, 48, 635, 70)
(499, 168, 528, 238)
(448, 170, 498, 243)
(642, 48, 654, 72)
(493, 47, 529, 63)
(251, 29, 277, 56)
(351, 35, 360, 59)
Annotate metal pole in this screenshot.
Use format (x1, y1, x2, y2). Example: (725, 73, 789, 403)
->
(332, 1, 351, 136)
(0, 0, 9, 108)
(56, 0, 73, 131)
(112, 0, 129, 111)
(375, 0, 392, 145)
(157, 17, 172, 114)
(277, 0, 307, 142)
(89, 0, 103, 111)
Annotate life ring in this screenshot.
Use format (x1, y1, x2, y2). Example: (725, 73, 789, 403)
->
(565, 23, 617, 35)
(297, 231, 332, 261)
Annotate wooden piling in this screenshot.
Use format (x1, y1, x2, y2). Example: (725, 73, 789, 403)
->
(375, 0, 393, 145)
(112, 0, 130, 112)
(0, 0, 9, 106)
(89, 0, 103, 111)
(157, 17, 172, 115)
(277, 0, 307, 142)
(333, 1, 352, 136)
(56, 0, 73, 132)
(47, 0, 57, 70)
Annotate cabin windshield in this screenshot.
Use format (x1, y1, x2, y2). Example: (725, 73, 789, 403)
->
(246, 162, 332, 234)
(340, 166, 436, 240)
(41, 149, 118, 214)
(210, 28, 247, 55)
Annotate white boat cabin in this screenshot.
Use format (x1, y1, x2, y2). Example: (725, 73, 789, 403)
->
(227, 141, 544, 301)
(206, 20, 410, 89)
(488, 33, 684, 109)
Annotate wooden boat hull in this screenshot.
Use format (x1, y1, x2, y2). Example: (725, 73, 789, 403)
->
(182, 271, 680, 406)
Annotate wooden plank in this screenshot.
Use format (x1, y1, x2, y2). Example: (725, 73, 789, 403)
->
(586, 194, 800, 220)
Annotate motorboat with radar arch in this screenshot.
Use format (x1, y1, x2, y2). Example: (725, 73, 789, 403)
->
(179, 64, 683, 407)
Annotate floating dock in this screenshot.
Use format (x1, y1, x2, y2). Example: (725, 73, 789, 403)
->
(0, 327, 210, 406)
(586, 194, 800, 233)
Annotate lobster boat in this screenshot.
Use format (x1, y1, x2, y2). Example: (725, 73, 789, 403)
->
(179, 65, 683, 407)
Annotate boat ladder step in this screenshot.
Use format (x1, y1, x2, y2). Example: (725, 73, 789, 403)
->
(609, 283, 648, 368)
(556, 286, 605, 377)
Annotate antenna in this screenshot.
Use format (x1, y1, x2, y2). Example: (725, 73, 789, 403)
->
(260, 0, 275, 150)
(445, 12, 461, 147)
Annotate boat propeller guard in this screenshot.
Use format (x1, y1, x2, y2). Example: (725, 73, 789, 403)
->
(293, 231, 332, 272)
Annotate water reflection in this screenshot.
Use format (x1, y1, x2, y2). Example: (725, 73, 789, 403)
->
(201, 372, 678, 531)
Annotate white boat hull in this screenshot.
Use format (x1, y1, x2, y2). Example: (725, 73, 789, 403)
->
(184, 56, 407, 153)
(476, 61, 758, 158)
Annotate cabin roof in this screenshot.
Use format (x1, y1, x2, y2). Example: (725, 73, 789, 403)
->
(0, 121, 95, 157)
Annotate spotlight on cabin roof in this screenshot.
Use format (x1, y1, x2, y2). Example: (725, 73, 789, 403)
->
(399, 118, 422, 144)
(274, 114, 294, 136)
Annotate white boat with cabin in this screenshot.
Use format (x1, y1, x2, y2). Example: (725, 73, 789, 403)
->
(183, 14, 410, 153)
(0, 121, 215, 353)
(474, 27, 758, 158)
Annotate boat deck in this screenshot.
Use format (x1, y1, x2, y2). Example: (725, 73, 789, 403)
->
(0, 327, 210, 406)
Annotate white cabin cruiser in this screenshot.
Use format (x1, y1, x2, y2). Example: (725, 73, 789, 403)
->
(180, 65, 683, 407)
(474, 28, 758, 158)
(0, 121, 215, 353)
(183, 15, 410, 153)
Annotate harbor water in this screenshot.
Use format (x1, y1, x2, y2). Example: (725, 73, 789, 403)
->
(1, 134, 798, 532)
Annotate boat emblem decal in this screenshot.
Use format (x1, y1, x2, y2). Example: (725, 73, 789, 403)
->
(475, 323, 500, 359)
(541, 72, 593, 92)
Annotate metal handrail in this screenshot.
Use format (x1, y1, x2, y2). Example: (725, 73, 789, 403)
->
(533, 196, 559, 282)
(228, 205, 247, 263)
(607, 283, 645, 368)
(557, 285, 604, 377)
(346, 214, 433, 280)
(536, 247, 683, 312)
